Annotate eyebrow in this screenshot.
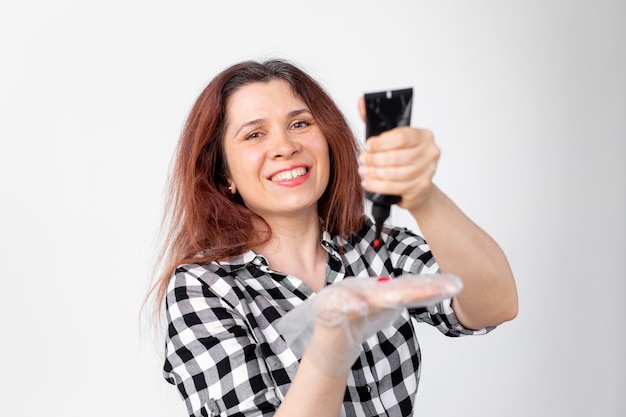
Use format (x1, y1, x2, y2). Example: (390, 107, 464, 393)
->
(233, 109, 312, 137)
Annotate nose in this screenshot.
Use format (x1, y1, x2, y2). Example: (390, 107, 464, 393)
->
(269, 131, 300, 159)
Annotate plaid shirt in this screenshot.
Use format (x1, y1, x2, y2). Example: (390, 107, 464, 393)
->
(164, 219, 491, 417)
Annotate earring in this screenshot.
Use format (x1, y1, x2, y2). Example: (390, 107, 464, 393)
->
(228, 183, 236, 194)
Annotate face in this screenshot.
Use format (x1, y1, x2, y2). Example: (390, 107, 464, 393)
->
(222, 79, 330, 221)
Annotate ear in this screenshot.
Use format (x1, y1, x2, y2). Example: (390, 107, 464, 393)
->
(227, 180, 237, 195)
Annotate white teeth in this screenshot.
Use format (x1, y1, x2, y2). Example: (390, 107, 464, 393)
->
(270, 167, 307, 182)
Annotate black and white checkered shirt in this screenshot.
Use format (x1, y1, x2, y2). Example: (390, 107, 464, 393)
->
(164, 219, 491, 417)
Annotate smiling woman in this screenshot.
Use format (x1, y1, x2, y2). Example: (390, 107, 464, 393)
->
(149, 59, 517, 417)
(153, 60, 364, 271)
(222, 80, 330, 223)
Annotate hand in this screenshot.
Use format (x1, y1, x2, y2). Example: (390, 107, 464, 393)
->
(304, 284, 396, 377)
(279, 274, 462, 377)
(357, 97, 441, 212)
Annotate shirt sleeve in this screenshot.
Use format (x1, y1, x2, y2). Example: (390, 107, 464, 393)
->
(387, 227, 495, 337)
(163, 268, 281, 417)
(410, 298, 495, 337)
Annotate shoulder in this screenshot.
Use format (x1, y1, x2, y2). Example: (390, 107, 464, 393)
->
(166, 262, 243, 311)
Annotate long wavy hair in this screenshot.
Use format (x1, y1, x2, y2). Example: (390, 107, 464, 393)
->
(149, 59, 365, 311)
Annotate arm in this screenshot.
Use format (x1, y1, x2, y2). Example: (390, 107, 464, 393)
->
(275, 329, 349, 417)
(408, 184, 518, 329)
(358, 125, 518, 330)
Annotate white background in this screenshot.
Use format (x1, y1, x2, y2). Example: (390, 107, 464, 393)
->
(1, 1, 624, 416)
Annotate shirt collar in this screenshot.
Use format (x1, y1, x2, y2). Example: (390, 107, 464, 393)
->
(321, 230, 340, 253)
(213, 229, 341, 272)
(214, 250, 266, 273)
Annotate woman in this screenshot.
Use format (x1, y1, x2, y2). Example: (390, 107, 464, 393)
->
(152, 59, 518, 417)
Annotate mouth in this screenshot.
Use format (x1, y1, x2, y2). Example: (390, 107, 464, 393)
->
(269, 167, 309, 182)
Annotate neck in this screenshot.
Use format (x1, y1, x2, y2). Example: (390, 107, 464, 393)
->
(256, 213, 323, 259)
(253, 212, 327, 289)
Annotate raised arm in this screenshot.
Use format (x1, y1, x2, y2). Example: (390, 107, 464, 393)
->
(358, 123, 518, 330)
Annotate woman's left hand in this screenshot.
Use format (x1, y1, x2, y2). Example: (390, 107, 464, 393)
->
(357, 98, 441, 212)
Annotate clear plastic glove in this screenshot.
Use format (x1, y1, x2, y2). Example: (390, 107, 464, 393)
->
(277, 273, 463, 376)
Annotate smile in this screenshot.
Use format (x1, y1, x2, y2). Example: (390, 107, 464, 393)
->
(270, 167, 308, 182)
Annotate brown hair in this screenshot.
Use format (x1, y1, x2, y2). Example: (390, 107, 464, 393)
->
(149, 59, 365, 310)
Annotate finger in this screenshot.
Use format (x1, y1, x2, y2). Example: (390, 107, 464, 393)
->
(359, 163, 419, 182)
(368, 286, 443, 309)
(365, 127, 432, 152)
(361, 142, 440, 170)
(357, 96, 366, 122)
(360, 147, 423, 168)
(361, 170, 435, 204)
(360, 175, 406, 197)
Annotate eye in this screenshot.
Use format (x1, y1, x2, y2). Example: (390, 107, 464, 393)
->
(245, 131, 263, 141)
(290, 120, 310, 129)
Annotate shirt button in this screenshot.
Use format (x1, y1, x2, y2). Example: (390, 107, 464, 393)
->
(357, 384, 372, 400)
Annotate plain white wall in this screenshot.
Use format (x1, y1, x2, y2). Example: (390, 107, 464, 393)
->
(1, 1, 624, 416)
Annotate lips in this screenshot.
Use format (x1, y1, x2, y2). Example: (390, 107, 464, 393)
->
(269, 167, 308, 182)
